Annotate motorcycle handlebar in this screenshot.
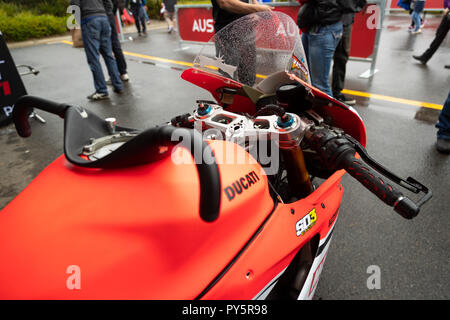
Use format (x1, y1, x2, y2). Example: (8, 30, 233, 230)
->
(335, 150, 419, 219)
(305, 127, 428, 220)
(163, 127, 222, 222)
(13, 95, 69, 137)
(12, 96, 222, 223)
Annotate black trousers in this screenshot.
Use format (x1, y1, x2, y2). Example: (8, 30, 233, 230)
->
(108, 14, 127, 75)
(131, 6, 146, 33)
(421, 12, 450, 62)
(331, 23, 352, 96)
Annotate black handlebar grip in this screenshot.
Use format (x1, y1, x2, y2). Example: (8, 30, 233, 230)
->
(160, 126, 222, 223)
(13, 95, 69, 137)
(336, 151, 420, 219)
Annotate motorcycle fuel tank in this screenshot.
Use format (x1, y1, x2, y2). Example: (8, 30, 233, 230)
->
(0, 140, 274, 299)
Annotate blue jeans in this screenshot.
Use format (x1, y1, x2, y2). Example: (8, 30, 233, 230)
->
(81, 16, 123, 94)
(302, 21, 343, 97)
(436, 91, 450, 139)
(411, 0, 425, 32)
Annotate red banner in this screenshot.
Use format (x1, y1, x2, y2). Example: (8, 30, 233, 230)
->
(390, 0, 444, 9)
(177, 7, 215, 43)
(350, 7, 378, 58)
(177, 4, 379, 59)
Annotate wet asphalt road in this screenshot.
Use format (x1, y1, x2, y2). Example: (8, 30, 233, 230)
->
(0, 14, 449, 299)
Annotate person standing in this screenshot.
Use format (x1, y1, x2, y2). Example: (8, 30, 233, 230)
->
(141, 0, 151, 24)
(70, 0, 123, 100)
(297, 0, 366, 97)
(436, 91, 450, 153)
(331, 13, 357, 105)
(162, 0, 178, 33)
(410, 0, 426, 34)
(211, 0, 273, 33)
(211, 0, 273, 86)
(126, 0, 147, 36)
(413, 2, 449, 64)
(108, 0, 129, 82)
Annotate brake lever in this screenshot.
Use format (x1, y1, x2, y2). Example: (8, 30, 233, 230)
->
(344, 133, 432, 206)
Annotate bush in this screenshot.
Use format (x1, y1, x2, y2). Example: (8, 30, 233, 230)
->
(145, 0, 163, 20)
(0, 0, 69, 17)
(0, 9, 67, 42)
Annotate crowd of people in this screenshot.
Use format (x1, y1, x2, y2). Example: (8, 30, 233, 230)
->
(70, 0, 449, 153)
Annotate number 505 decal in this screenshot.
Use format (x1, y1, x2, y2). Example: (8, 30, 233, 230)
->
(296, 209, 317, 237)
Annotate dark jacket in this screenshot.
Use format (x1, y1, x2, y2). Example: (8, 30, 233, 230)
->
(70, 0, 113, 20)
(112, 0, 125, 14)
(163, 0, 177, 13)
(212, 0, 249, 32)
(125, 0, 143, 9)
(297, 0, 366, 31)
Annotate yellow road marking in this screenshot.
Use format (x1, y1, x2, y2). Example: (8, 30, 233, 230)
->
(61, 40, 443, 110)
(123, 50, 194, 67)
(123, 51, 266, 78)
(342, 89, 443, 110)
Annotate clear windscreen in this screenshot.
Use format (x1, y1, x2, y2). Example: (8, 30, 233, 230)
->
(192, 11, 310, 91)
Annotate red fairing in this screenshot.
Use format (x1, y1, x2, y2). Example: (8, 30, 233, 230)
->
(291, 74, 367, 147)
(182, 68, 257, 115)
(182, 68, 366, 147)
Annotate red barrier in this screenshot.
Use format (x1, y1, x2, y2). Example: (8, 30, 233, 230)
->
(176, 3, 379, 60)
(177, 5, 300, 48)
(177, 6, 214, 43)
(350, 7, 378, 58)
(389, 0, 444, 10)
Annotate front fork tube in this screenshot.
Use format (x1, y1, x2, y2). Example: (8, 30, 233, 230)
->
(281, 145, 313, 199)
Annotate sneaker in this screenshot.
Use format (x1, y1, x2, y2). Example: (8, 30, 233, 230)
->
(120, 73, 129, 82)
(113, 87, 124, 94)
(108, 75, 129, 85)
(334, 93, 356, 105)
(413, 54, 427, 64)
(87, 92, 109, 100)
(436, 138, 450, 154)
(445, 65, 450, 69)
(411, 28, 422, 34)
(168, 26, 173, 34)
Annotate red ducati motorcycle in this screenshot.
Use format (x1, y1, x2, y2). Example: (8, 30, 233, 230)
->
(0, 12, 431, 299)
